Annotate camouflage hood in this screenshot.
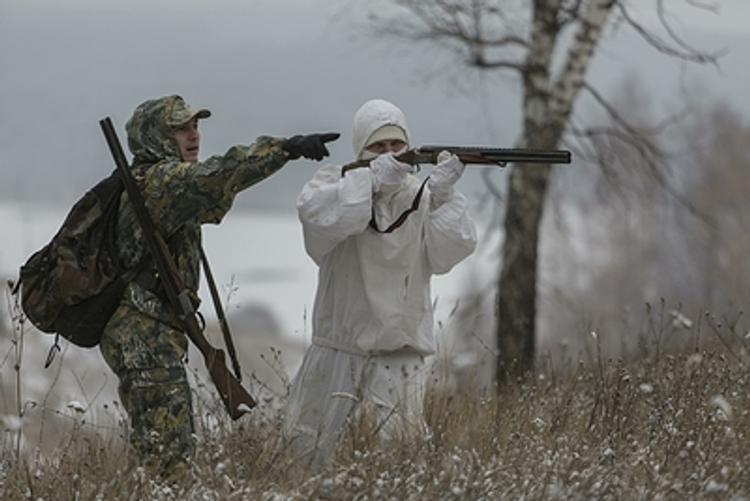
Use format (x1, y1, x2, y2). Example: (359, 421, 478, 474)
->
(125, 95, 210, 165)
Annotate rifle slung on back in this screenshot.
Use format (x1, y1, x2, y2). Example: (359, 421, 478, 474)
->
(100, 117, 256, 420)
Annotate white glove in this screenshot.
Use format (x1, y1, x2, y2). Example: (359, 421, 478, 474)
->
(370, 151, 413, 192)
(428, 150, 465, 201)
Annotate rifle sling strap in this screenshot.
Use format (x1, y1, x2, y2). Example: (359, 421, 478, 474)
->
(199, 247, 243, 381)
(341, 163, 430, 234)
(369, 177, 429, 234)
(132, 245, 242, 381)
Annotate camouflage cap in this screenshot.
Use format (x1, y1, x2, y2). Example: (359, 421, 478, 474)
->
(127, 95, 211, 163)
(164, 96, 211, 127)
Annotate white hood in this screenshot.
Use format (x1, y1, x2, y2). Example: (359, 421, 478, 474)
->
(352, 99, 411, 160)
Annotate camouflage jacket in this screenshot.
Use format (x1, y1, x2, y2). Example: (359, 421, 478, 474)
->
(110, 95, 289, 328)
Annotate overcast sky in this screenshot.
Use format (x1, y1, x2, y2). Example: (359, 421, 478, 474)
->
(1, 0, 748, 214)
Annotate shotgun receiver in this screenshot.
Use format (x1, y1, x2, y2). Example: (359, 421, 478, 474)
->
(342, 145, 571, 174)
(99, 117, 256, 420)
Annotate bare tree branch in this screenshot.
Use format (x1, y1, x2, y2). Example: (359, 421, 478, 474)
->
(382, 0, 530, 49)
(366, 0, 530, 74)
(656, 0, 725, 63)
(576, 82, 716, 227)
(472, 58, 527, 71)
(582, 82, 692, 147)
(572, 122, 681, 210)
(566, 119, 632, 204)
(684, 0, 719, 14)
(617, 1, 726, 66)
(565, 114, 606, 163)
(564, 135, 605, 172)
(582, 82, 662, 156)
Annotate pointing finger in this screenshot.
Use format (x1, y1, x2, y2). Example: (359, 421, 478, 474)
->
(319, 132, 340, 144)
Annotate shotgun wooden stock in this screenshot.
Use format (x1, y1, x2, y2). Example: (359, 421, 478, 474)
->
(100, 117, 256, 420)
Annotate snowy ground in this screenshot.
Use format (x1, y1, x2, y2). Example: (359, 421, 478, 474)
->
(0, 202, 487, 343)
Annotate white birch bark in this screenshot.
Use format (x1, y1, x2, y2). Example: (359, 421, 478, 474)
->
(551, 0, 616, 126)
(496, 0, 614, 381)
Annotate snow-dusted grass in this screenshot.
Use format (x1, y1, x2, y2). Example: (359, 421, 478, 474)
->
(2, 337, 750, 499)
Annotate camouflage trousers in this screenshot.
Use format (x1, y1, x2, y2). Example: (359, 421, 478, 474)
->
(100, 304, 195, 474)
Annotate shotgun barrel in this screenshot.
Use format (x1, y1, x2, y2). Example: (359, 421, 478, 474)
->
(342, 145, 571, 174)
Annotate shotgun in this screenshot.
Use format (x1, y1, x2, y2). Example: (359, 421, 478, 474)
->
(100, 116, 256, 420)
(342, 145, 571, 174)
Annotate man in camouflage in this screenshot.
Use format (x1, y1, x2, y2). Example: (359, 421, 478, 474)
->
(100, 94, 337, 475)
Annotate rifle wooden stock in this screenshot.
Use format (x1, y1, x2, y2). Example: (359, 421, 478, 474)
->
(342, 145, 572, 174)
(100, 117, 256, 420)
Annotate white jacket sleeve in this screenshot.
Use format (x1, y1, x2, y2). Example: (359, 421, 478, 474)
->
(297, 164, 373, 264)
(424, 188, 477, 275)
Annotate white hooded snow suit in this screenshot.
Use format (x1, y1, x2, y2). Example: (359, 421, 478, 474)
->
(283, 99, 477, 466)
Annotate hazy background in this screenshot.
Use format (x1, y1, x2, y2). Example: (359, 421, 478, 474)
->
(2, 0, 748, 210)
(1, 0, 749, 440)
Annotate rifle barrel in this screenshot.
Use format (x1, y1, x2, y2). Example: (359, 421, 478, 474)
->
(418, 146, 571, 164)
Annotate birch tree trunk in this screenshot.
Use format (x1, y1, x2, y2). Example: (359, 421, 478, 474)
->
(497, 0, 615, 382)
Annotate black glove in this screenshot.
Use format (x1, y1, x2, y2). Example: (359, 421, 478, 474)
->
(282, 132, 340, 161)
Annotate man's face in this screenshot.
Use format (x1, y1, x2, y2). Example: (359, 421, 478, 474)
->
(172, 118, 201, 161)
(366, 139, 407, 156)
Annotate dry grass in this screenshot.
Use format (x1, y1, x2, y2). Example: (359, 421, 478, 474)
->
(2, 333, 750, 500)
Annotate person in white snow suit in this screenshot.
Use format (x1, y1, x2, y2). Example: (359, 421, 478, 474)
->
(284, 98, 477, 467)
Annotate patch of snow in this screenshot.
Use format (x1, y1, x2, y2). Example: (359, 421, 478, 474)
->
(1, 415, 22, 432)
(669, 309, 693, 329)
(236, 403, 253, 414)
(330, 392, 359, 402)
(710, 395, 732, 420)
(451, 352, 478, 370)
(705, 480, 728, 493)
(66, 401, 86, 413)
